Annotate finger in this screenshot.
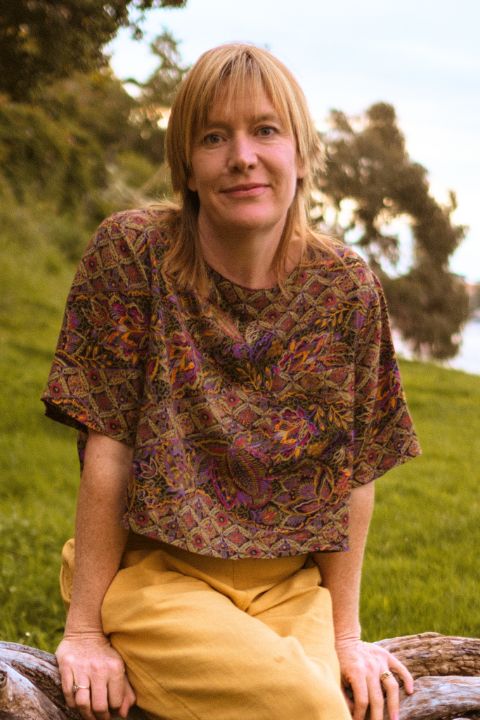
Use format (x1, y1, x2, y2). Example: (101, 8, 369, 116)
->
(365, 674, 385, 720)
(90, 677, 111, 720)
(382, 673, 400, 720)
(389, 657, 415, 694)
(74, 686, 96, 720)
(59, 665, 76, 708)
(107, 671, 127, 711)
(118, 680, 137, 718)
(347, 677, 369, 720)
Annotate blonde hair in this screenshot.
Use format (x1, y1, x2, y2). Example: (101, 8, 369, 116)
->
(160, 42, 332, 295)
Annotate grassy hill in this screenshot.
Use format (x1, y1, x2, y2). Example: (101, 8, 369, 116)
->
(1, 219, 479, 651)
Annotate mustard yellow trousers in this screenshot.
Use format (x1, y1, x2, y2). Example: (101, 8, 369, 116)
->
(60, 535, 351, 720)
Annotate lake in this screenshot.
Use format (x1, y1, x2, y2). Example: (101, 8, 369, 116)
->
(393, 319, 480, 376)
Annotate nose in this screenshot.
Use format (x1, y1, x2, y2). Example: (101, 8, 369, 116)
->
(227, 133, 257, 172)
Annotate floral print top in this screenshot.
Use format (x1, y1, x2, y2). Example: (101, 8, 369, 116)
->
(42, 208, 421, 558)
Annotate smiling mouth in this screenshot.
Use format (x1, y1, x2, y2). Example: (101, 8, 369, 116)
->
(220, 183, 269, 194)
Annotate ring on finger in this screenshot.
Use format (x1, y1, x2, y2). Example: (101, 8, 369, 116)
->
(380, 670, 394, 683)
(72, 682, 90, 694)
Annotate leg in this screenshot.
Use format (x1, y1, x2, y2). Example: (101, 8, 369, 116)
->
(101, 547, 350, 720)
(247, 560, 342, 680)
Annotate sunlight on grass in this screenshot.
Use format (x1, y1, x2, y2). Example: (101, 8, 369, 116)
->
(362, 361, 480, 640)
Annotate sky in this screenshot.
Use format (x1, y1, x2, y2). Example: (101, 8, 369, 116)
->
(108, 0, 480, 282)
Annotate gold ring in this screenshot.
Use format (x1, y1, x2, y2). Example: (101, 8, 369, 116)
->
(72, 682, 90, 693)
(380, 670, 393, 682)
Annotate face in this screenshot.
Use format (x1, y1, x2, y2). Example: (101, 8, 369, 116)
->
(187, 88, 304, 241)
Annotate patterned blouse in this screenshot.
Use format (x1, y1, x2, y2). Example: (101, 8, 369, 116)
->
(42, 208, 421, 559)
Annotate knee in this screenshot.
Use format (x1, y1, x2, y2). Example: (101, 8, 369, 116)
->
(268, 653, 349, 719)
(286, 674, 348, 719)
(296, 679, 349, 719)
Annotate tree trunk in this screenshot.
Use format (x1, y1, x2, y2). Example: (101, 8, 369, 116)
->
(1, 633, 479, 719)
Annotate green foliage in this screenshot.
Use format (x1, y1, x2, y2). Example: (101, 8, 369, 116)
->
(37, 69, 136, 153)
(0, 100, 105, 213)
(384, 266, 470, 359)
(0, 0, 187, 100)
(125, 31, 189, 164)
(0, 26, 185, 259)
(138, 30, 189, 106)
(317, 103, 470, 359)
(469, 283, 480, 312)
(116, 150, 158, 188)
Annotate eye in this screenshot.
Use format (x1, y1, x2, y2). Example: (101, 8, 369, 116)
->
(257, 126, 277, 137)
(202, 132, 224, 146)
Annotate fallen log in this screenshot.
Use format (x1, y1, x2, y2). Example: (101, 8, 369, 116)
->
(0, 633, 479, 719)
(0, 643, 146, 720)
(377, 633, 480, 679)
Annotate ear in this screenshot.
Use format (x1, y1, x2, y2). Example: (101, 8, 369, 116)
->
(187, 173, 197, 192)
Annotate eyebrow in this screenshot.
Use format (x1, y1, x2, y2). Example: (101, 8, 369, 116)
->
(204, 112, 282, 128)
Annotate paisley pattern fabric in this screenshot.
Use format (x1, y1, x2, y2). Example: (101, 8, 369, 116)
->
(42, 209, 421, 558)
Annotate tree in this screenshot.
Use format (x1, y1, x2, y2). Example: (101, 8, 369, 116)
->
(125, 29, 189, 164)
(315, 102, 470, 359)
(0, 0, 186, 101)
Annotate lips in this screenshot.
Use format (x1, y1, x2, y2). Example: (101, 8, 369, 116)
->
(220, 183, 269, 196)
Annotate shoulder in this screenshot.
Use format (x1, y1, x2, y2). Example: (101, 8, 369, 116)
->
(88, 206, 172, 255)
(73, 207, 173, 294)
(306, 238, 382, 306)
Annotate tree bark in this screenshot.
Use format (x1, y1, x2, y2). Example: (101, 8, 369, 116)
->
(0, 634, 479, 719)
(0, 642, 145, 720)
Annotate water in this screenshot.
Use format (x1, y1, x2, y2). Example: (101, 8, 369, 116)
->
(393, 319, 480, 376)
(446, 320, 480, 375)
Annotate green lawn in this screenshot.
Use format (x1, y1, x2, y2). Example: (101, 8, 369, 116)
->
(1, 227, 479, 650)
(0, 227, 79, 650)
(362, 360, 480, 640)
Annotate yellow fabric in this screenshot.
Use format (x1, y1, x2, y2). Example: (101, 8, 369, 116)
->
(60, 536, 351, 720)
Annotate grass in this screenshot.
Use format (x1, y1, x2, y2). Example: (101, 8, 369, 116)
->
(1, 211, 479, 650)
(0, 215, 79, 650)
(362, 362, 480, 640)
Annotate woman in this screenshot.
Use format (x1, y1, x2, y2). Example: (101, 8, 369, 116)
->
(43, 43, 421, 720)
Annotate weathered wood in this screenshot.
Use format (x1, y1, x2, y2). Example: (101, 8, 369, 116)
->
(378, 632, 480, 678)
(0, 642, 146, 719)
(377, 633, 480, 720)
(396, 677, 480, 720)
(1, 634, 479, 719)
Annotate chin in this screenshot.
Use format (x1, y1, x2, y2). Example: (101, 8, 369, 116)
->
(225, 212, 282, 232)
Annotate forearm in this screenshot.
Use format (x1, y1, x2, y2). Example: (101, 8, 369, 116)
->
(313, 482, 375, 643)
(65, 431, 133, 636)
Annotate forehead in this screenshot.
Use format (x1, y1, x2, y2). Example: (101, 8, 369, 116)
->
(205, 89, 279, 125)
(195, 80, 292, 132)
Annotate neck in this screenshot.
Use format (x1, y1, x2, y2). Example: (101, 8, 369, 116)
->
(197, 214, 300, 289)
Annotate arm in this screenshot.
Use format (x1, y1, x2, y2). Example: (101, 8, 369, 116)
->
(313, 482, 413, 720)
(56, 431, 136, 720)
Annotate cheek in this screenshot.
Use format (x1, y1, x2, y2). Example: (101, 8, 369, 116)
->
(188, 154, 219, 193)
(276, 148, 301, 186)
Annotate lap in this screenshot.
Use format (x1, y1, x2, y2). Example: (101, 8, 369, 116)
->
(61, 538, 350, 720)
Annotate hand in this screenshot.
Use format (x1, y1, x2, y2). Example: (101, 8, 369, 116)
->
(56, 632, 136, 720)
(336, 639, 414, 720)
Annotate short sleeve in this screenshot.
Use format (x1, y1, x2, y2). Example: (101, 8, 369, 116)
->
(351, 273, 421, 486)
(41, 211, 152, 446)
